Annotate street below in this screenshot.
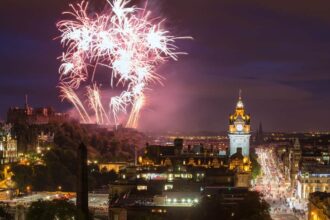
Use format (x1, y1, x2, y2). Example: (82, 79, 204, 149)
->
(254, 147, 307, 220)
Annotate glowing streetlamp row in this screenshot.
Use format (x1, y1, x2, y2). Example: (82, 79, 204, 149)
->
(166, 198, 199, 204)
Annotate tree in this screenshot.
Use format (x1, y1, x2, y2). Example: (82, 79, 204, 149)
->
(0, 203, 13, 220)
(12, 148, 78, 192)
(250, 153, 261, 179)
(26, 200, 83, 220)
(191, 195, 231, 220)
(11, 164, 33, 192)
(88, 164, 118, 190)
(31, 165, 50, 191)
(43, 148, 78, 191)
(234, 191, 271, 220)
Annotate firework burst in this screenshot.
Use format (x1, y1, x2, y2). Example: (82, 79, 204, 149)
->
(57, 0, 190, 128)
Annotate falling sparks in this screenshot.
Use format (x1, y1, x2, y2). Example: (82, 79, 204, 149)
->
(57, 0, 190, 128)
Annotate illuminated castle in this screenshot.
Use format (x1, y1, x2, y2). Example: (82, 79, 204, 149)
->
(7, 95, 69, 125)
(228, 90, 251, 157)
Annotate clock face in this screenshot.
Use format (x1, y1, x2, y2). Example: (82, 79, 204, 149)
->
(236, 124, 243, 131)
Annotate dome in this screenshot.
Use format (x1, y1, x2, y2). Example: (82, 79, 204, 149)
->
(236, 99, 244, 108)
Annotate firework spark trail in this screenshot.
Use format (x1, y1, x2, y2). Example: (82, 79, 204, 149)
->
(126, 94, 145, 128)
(57, 0, 190, 128)
(59, 85, 91, 123)
(87, 85, 110, 124)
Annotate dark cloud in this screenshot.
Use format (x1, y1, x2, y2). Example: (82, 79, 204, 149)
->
(0, 0, 330, 131)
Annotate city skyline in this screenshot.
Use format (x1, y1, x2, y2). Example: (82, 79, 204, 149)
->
(1, 0, 330, 132)
(0, 1, 329, 219)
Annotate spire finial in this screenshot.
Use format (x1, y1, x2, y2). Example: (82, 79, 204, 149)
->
(236, 89, 244, 108)
(25, 94, 28, 108)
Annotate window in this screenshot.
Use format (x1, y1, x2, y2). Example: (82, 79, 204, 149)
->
(164, 184, 173, 191)
(137, 185, 147, 191)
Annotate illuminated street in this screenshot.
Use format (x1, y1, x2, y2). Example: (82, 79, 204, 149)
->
(254, 148, 307, 220)
(5, 192, 108, 211)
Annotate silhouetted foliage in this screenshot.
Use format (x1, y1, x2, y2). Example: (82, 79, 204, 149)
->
(11, 164, 33, 191)
(88, 164, 118, 190)
(26, 199, 82, 220)
(0, 203, 13, 220)
(11, 121, 143, 191)
(12, 148, 118, 192)
(12, 120, 146, 161)
(235, 191, 271, 220)
(250, 153, 261, 179)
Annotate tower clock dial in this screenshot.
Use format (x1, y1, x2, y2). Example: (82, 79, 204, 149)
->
(236, 123, 243, 132)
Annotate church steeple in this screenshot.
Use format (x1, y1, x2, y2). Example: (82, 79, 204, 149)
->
(256, 122, 264, 144)
(24, 94, 32, 115)
(25, 94, 29, 109)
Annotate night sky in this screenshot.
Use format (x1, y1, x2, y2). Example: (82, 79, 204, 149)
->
(1, 0, 330, 132)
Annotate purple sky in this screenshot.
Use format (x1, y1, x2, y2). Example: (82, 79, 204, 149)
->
(1, 0, 330, 132)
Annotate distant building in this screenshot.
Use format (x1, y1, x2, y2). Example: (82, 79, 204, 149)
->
(99, 162, 128, 173)
(229, 148, 252, 188)
(117, 137, 251, 194)
(289, 138, 302, 188)
(228, 90, 251, 157)
(308, 192, 330, 220)
(141, 139, 227, 169)
(0, 124, 18, 164)
(297, 163, 330, 199)
(36, 131, 54, 154)
(273, 135, 330, 199)
(7, 96, 69, 125)
(108, 93, 254, 219)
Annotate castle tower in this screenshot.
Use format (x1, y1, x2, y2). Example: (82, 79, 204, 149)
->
(228, 90, 251, 157)
(24, 94, 33, 115)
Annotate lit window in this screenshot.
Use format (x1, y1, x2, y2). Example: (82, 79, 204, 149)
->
(164, 184, 173, 191)
(137, 185, 147, 191)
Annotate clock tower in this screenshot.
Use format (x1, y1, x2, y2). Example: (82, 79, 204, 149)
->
(228, 90, 251, 157)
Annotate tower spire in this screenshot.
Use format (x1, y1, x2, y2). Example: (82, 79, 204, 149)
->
(25, 94, 29, 109)
(236, 89, 244, 108)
